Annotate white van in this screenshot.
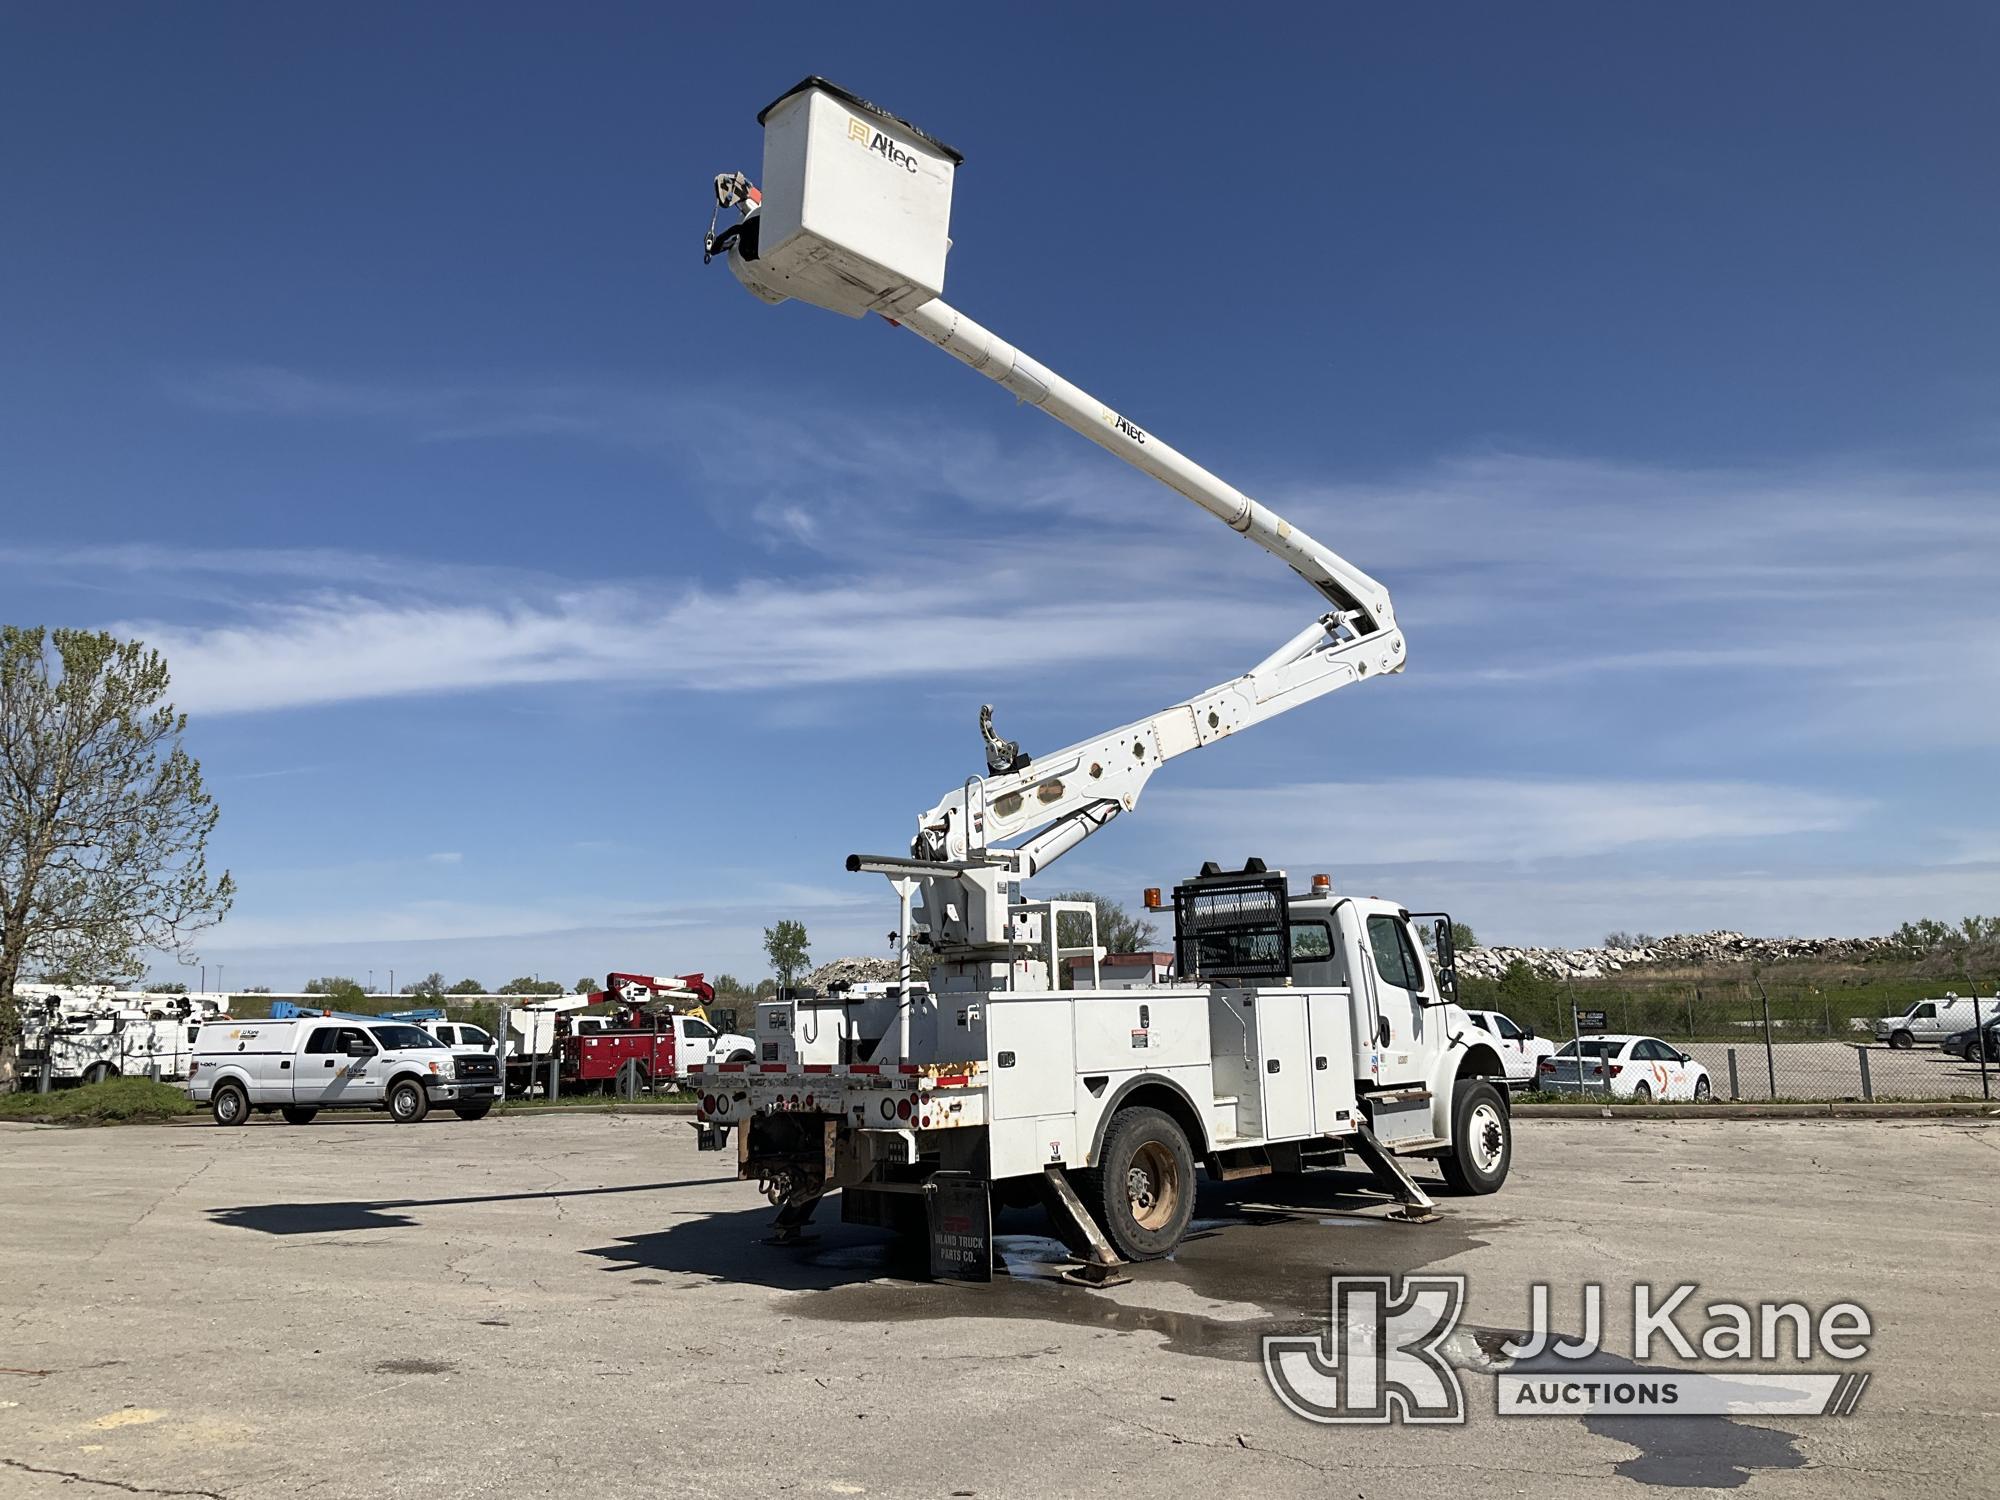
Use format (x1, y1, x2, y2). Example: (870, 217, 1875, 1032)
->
(187, 1017, 499, 1125)
(1875, 994, 2000, 1049)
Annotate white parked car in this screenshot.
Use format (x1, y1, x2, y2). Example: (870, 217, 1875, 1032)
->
(1459, 1009, 1556, 1089)
(1874, 994, 1998, 1049)
(423, 1020, 498, 1057)
(1537, 1033, 1713, 1102)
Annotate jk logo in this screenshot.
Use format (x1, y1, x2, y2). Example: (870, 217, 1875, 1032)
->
(1263, 1275, 1467, 1424)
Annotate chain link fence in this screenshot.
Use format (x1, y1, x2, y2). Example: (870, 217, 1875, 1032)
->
(1478, 973, 2000, 1102)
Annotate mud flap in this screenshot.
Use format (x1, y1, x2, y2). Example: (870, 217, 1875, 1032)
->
(695, 1123, 731, 1152)
(924, 1171, 992, 1283)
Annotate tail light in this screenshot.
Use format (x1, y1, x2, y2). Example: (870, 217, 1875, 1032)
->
(700, 1093, 716, 1115)
(188, 1061, 200, 1077)
(1608, 1064, 1624, 1076)
(896, 1098, 912, 1120)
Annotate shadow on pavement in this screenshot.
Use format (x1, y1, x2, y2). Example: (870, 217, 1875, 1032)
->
(207, 1176, 731, 1235)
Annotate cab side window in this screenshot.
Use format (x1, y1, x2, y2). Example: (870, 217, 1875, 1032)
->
(682, 1019, 717, 1041)
(1494, 1015, 1523, 1041)
(1366, 915, 1424, 992)
(304, 1027, 340, 1055)
(336, 1027, 375, 1054)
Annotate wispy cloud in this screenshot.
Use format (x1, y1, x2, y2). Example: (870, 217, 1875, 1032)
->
(1163, 776, 1867, 866)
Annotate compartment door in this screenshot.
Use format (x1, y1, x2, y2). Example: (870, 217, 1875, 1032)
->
(1256, 994, 1312, 1141)
(1305, 992, 1359, 1135)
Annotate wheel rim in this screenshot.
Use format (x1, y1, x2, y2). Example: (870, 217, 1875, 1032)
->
(1634, 1084, 1650, 1102)
(1696, 1078, 1711, 1100)
(1467, 1102, 1505, 1174)
(218, 1092, 240, 1122)
(394, 1088, 417, 1119)
(1125, 1140, 1182, 1232)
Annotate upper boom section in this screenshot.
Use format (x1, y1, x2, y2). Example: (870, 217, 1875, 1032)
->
(894, 301, 1394, 632)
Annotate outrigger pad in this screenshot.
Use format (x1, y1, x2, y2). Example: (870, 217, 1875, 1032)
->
(925, 1172, 993, 1283)
(1058, 1261, 1132, 1290)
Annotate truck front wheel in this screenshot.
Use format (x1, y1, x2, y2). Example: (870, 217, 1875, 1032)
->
(1438, 1079, 1510, 1195)
(388, 1078, 430, 1124)
(1077, 1106, 1197, 1260)
(453, 1102, 492, 1121)
(212, 1082, 249, 1127)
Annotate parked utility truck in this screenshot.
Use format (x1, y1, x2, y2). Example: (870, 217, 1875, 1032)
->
(16, 986, 230, 1086)
(691, 78, 1512, 1269)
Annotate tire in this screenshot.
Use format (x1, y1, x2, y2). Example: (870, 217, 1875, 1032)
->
(1437, 1079, 1511, 1195)
(211, 1082, 249, 1127)
(726, 1050, 754, 1064)
(280, 1106, 318, 1125)
(1631, 1081, 1653, 1103)
(453, 1103, 493, 1121)
(388, 1077, 430, 1124)
(1693, 1075, 1713, 1102)
(1072, 1105, 1196, 1261)
(1889, 1030, 1914, 1050)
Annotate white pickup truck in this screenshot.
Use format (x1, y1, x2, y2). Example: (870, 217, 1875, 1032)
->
(187, 1018, 500, 1125)
(1459, 1009, 1557, 1089)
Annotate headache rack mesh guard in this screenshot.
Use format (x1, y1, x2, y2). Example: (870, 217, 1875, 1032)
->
(1173, 873, 1292, 981)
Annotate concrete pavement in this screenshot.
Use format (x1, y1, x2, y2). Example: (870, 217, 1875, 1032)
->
(0, 1112, 1989, 1499)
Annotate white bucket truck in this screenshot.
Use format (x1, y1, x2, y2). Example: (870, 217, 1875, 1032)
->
(691, 79, 1512, 1272)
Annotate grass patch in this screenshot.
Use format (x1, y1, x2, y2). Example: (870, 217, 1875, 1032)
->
(496, 1091, 697, 1112)
(0, 1077, 196, 1124)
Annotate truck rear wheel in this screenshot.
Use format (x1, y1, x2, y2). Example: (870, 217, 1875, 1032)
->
(1438, 1079, 1510, 1195)
(82, 1062, 116, 1087)
(388, 1078, 430, 1124)
(212, 1082, 249, 1127)
(280, 1106, 318, 1125)
(1075, 1105, 1196, 1260)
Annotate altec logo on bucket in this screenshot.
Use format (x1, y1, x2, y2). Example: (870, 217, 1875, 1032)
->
(1263, 1276, 1873, 1424)
(846, 115, 919, 173)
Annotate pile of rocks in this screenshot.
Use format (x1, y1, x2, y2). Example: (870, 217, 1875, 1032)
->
(803, 956, 903, 991)
(1455, 931, 1894, 982)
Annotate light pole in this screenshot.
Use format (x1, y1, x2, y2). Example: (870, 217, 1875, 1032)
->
(389, 968, 395, 998)
(368, 969, 375, 995)
(201, 963, 207, 992)
(217, 964, 224, 995)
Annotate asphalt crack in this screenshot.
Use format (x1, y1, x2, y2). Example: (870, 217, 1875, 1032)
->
(0, 1456, 227, 1498)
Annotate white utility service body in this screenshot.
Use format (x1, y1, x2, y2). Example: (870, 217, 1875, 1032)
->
(696, 78, 1512, 1266)
(15, 986, 230, 1085)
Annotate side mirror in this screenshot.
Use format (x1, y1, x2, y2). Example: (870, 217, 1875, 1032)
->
(1522, 1028, 1536, 1041)
(1679, 1052, 1692, 1064)
(345, 1039, 371, 1057)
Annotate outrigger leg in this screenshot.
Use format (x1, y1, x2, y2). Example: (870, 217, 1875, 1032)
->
(765, 1191, 824, 1246)
(1351, 1125, 1441, 1224)
(1042, 1166, 1131, 1288)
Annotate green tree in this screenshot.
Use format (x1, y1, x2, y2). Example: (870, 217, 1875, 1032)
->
(445, 977, 485, 995)
(1450, 922, 1478, 951)
(498, 976, 563, 996)
(145, 980, 189, 994)
(753, 977, 778, 1000)
(711, 973, 749, 997)
(0, 628, 235, 1080)
(1049, 890, 1160, 956)
(302, 976, 366, 1006)
(401, 971, 447, 998)
(574, 976, 598, 995)
(764, 920, 810, 988)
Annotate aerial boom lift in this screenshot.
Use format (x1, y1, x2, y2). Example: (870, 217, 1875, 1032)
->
(709, 80, 1405, 990)
(694, 79, 1511, 1266)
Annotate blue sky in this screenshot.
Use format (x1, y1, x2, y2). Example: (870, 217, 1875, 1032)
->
(4, 3, 1995, 990)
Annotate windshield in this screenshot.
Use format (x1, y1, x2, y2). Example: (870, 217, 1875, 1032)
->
(1555, 1039, 1620, 1059)
(370, 1024, 445, 1050)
